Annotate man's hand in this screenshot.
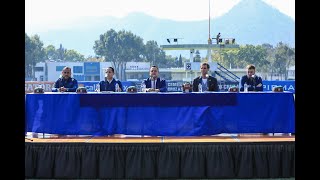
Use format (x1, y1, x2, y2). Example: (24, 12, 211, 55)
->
(59, 86, 67, 92)
(146, 88, 154, 92)
(146, 88, 159, 92)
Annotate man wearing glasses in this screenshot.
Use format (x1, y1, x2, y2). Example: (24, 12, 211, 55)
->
(52, 66, 78, 92)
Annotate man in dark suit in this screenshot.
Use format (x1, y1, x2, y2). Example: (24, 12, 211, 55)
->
(192, 62, 219, 92)
(143, 65, 167, 92)
(240, 64, 263, 92)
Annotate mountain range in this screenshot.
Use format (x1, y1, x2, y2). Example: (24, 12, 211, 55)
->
(29, 0, 295, 58)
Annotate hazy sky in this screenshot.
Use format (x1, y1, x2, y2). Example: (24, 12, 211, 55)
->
(26, 0, 295, 33)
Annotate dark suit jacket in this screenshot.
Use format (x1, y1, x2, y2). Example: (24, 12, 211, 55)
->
(52, 77, 78, 92)
(144, 77, 167, 92)
(192, 76, 219, 92)
(240, 75, 263, 91)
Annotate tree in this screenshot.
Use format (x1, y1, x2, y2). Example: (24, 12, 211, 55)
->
(25, 33, 45, 80)
(219, 49, 240, 69)
(93, 29, 145, 80)
(25, 33, 32, 78)
(145, 40, 158, 65)
(274, 42, 294, 80)
(162, 55, 178, 68)
(44, 45, 58, 60)
(194, 50, 201, 62)
(237, 44, 268, 69)
(86, 56, 105, 62)
(260, 43, 274, 80)
(57, 44, 67, 61)
(144, 40, 170, 68)
(64, 49, 86, 62)
(44, 44, 85, 62)
(178, 54, 183, 67)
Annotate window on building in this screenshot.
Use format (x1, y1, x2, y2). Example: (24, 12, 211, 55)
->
(94, 75, 100, 81)
(73, 75, 84, 81)
(56, 66, 65, 71)
(40, 75, 44, 81)
(73, 66, 83, 73)
(35, 67, 44, 72)
(85, 76, 91, 81)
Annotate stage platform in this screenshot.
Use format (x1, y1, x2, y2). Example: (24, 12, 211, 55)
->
(25, 134, 295, 179)
(25, 133, 294, 143)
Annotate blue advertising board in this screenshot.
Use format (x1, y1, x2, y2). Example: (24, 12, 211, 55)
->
(165, 80, 295, 93)
(262, 80, 295, 93)
(78, 80, 295, 93)
(78, 81, 136, 92)
(83, 62, 100, 75)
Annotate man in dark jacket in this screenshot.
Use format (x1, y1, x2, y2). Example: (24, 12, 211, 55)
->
(52, 66, 78, 92)
(240, 64, 263, 92)
(143, 65, 167, 92)
(193, 62, 219, 92)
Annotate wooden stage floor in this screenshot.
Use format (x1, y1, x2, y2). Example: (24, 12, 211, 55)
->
(25, 133, 295, 143)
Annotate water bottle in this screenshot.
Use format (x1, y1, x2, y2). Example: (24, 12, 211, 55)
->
(198, 83, 203, 92)
(141, 81, 146, 92)
(244, 82, 248, 92)
(96, 83, 100, 92)
(115, 83, 120, 92)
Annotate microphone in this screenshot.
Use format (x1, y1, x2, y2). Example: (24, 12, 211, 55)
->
(251, 74, 256, 87)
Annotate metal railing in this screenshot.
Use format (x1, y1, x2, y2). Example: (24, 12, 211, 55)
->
(215, 63, 240, 83)
(212, 38, 236, 45)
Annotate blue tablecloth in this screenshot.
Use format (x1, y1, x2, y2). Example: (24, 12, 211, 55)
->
(25, 92, 295, 136)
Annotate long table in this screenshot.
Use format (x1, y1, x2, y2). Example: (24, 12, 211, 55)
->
(25, 92, 295, 136)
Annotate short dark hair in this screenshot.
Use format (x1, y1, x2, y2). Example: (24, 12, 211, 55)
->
(150, 65, 159, 70)
(201, 62, 210, 69)
(106, 67, 114, 73)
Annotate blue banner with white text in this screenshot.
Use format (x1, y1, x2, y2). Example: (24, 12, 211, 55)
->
(78, 80, 295, 93)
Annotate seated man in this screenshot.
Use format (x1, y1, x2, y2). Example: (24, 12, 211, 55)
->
(240, 64, 263, 92)
(143, 65, 167, 92)
(192, 62, 219, 92)
(52, 66, 78, 92)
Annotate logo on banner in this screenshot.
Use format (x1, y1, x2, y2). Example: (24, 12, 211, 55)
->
(185, 63, 191, 70)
